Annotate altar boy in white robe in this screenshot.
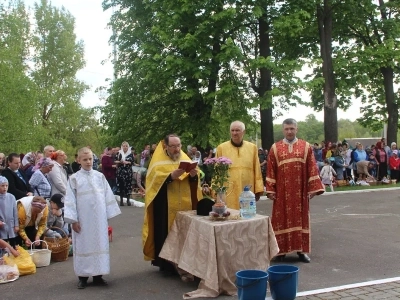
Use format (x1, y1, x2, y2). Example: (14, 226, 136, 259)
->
(64, 147, 121, 289)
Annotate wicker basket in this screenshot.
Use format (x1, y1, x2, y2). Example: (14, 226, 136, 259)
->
(28, 240, 51, 267)
(336, 179, 349, 187)
(44, 227, 70, 262)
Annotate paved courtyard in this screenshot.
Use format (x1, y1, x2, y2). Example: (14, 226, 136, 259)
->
(1, 188, 400, 299)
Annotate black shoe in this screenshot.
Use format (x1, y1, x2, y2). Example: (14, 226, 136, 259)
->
(297, 252, 311, 263)
(77, 280, 87, 289)
(127, 198, 131, 206)
(274, 254, 286, 262)
(93, 277, 108, 286)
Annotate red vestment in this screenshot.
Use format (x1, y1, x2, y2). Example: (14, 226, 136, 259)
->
(266, 139, 324, 254)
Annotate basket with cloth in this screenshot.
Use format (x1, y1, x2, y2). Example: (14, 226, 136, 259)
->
(44, 227, 70, 262)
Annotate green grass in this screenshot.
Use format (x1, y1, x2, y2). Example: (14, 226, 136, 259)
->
(332, 183, 399, 192)
(131, 196, 145, 203)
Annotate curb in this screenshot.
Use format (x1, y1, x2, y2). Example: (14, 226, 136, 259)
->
(259, 187, 400, 200)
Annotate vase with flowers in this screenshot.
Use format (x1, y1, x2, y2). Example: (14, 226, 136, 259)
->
(204, 156, 232, 216)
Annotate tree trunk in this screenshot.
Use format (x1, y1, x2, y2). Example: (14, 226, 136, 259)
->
(381, 67, 398, 145)
(318, 0, 338, 143)
(258, 14, 274, 150)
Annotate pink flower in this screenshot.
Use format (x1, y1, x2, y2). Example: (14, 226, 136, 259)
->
(204, 156, 232, 192)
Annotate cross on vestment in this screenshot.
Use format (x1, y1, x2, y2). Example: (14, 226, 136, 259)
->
(275, 222, 282, 231)
(294, 164, 302, 171)
(281, 151, 288, 159)
(287, 232, 292, 241)
(294, 148, 301, 157)
(296, 189, 302, 198)
(287, 219, 292, 228)
(295, 177, 301, 185)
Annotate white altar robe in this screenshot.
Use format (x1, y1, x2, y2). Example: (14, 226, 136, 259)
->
(64, 169, 121, 277)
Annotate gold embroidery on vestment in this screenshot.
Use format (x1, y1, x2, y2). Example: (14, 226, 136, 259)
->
(274, 227, 310, 235)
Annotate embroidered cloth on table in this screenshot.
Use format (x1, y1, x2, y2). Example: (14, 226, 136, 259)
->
(159, 210, 279, 299)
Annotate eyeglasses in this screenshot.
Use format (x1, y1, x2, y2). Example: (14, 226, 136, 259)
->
(167, 144, 181, 149)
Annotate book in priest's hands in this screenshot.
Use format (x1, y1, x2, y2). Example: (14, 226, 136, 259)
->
(178, 161, 198, 172)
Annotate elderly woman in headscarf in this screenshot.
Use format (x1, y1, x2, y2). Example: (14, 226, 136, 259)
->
(115, 141, 133, 206)
(29, 157, 54, 199)
(21, 152, 37, 181)
(16, 196, 48, 246)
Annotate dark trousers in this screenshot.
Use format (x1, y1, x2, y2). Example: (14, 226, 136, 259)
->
(107, 178, 117, 194)
(79, 275, 103, 282)
(390, 169, 399, 181)
(15, 226, 41, 247)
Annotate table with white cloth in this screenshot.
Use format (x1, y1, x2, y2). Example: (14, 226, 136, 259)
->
(159, 209, 279, 299)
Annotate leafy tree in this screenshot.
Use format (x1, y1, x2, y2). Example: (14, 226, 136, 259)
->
(0, 0, 36, 153)
(103, 0, 269, 148)
(338, 0, 400, 144)
(0, 0, 102, 158)
(102, 0, 308, 149)
(30, 0, 89, 149)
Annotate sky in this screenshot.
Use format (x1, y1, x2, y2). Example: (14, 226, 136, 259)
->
(23, 0, 362, 124)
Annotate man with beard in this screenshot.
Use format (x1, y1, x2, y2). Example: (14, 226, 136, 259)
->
(142, 134, 202, 274)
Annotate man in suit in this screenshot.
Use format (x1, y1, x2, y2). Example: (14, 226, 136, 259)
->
(2, 153, 33, 200)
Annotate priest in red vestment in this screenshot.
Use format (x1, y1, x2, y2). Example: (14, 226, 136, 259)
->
(266, 118, 324, 263)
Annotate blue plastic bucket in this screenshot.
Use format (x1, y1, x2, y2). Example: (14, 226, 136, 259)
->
(268, 265, 299, 300)
(236, 269, 269, 300)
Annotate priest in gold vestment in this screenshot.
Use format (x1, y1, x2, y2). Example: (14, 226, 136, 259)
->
(142, 134, 202, 272)
(266, 118, 324, 263)
(216, 121, 264, 209)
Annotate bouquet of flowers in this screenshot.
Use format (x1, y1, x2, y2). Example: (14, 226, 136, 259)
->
(204, 156, 232, 193)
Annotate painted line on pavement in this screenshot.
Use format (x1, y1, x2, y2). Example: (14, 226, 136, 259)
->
(266, 277, 400, 298)
(323, 187, 400, 195)
(259, 187, 400, 200)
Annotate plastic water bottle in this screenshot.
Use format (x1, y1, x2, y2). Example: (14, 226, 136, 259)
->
(239, 186, 256, 219)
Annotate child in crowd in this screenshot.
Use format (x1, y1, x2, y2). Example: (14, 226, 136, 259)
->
(320, 158, 337, 192)
(64, 147, 121, 289)
(0, 176, 19, 248)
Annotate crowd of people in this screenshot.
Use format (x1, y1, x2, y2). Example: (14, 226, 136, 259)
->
(312, 137, 398, 190)
(1, 120, 395, 289)
(0, 145, 124, 288)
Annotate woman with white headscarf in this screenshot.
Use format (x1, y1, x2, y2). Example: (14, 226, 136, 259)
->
(29, 157, 54, 199)
(115, 141, 133, 206)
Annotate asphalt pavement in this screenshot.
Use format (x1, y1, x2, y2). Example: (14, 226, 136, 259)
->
(1, 188, 400, 300)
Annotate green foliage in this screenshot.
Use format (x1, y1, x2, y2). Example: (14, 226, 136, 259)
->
(100, 0, 399, 148)
(0, 0, 103, 158)
(271, 114, 382, 145)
